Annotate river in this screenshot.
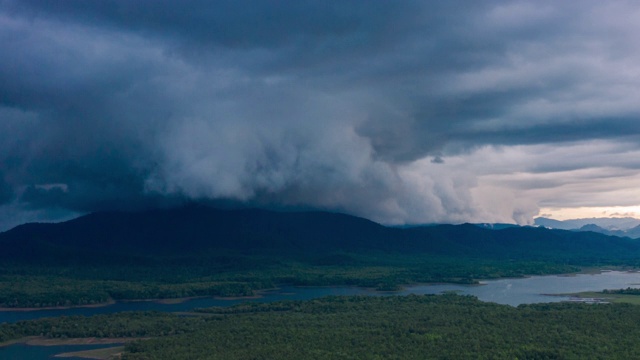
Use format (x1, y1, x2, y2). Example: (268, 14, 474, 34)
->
(3, 270, 640, 359)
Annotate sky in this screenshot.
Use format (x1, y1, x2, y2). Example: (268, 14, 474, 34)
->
(1, 0, 640, 231)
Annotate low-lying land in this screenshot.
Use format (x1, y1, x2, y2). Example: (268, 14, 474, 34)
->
(567, 287, 640, 305)
(2, 208, 640, 358)
(1, 207, 638, 308)
(0, 257, 578, 309)
(4, 294, 640, 359)
(54, 345, 125, 359)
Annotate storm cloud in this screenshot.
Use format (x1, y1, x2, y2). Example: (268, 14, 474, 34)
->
(1, 0, 640, 230)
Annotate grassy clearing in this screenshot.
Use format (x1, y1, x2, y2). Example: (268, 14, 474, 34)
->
(54, 345, 125, 359)
(569, 291, 640, 305)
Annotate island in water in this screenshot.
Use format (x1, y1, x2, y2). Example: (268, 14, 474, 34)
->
(2, 207, 640, 359)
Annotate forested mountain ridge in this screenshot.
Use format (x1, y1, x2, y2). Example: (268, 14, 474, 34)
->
(574, 223, 640, 239)
(535, 216, 640, 238)
(1, 205, 639, 264)
(0, 206, 398, 259)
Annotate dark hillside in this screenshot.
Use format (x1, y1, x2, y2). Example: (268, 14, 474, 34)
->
(1, 205, 639, 264)
(0, 206, 400, 261)
(403, 224, 639, 261)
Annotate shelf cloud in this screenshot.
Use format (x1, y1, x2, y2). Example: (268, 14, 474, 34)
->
(1, 0, 640, 230)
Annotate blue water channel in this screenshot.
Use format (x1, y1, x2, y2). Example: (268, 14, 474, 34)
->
(3, 270, 640, 359)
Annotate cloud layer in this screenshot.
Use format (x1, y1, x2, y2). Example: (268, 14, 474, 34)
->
(1, 0, 640, 230)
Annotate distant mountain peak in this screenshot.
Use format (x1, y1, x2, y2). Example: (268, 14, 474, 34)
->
(534, 217, 640, 238)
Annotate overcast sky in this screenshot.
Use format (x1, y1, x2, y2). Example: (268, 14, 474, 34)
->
(1, 0, 640, 231)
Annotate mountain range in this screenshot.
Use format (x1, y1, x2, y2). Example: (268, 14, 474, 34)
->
(1, 205, 640, 265)
(534, 217, 640, 238)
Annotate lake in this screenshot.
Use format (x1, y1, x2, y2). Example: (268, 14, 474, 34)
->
(3, 270, 640, 359)
(400, 270, 640, 306)
(3, 270, 640, 324)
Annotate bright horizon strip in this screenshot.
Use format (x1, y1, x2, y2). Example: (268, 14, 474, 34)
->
(538, 206, 640, 221)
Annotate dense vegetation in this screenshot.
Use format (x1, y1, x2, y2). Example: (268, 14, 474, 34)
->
(4, 206, 639, 308)
(602, 287, 640, 295)
(3, 208, 640, 358)
(123, 295, 640, 359)
(0, 311, 202, 343)
(0, 255, 579, 308)
(5, 294, 639, 359)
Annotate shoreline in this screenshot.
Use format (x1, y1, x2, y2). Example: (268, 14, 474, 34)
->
(0, 289, 277, 312)
(1, 336, 139, 349)
(26, 337, 138, 346)
(54, 345, 126, 359)
(212, 287, 278, 300)
(0, 268, 636, 313)
(0, 299, 116, 312)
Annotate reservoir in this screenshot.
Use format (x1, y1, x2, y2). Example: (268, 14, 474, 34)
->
(3, 270, 640, 359)
(400, 270, 640, 306)
(2, 270, 640, 324)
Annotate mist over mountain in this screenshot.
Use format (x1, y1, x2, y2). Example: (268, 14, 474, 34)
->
(573, 224, 640, 239)
(534, 217, 640, 239)
(535, 217, 640, 231)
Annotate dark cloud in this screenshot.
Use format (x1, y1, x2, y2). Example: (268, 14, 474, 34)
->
(0, 173, 14, 204)
(1, 0, 640, 230)
(3, 0, 417, 56)
(431, 156, 444, 164)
